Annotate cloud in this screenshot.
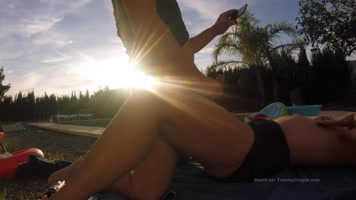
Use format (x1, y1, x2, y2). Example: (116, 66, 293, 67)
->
(5, 63, 85, 96)
(0, 0, 120, 97)
(0, 0, 93, 39)
(0, 0, 95, 63)
(31, 30, 73, 46)
(5, 69, 14, 74)
(199, 46, 215, 54)
(1, 5, 59, 39)
(0, 36, 25, 60)
(16, 16, 63, 38)
(39, 0, 93, 10)
(41, 56, 69, 64)
(180, 0, 254, 20)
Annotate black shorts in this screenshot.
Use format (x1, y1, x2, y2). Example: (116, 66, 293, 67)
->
(221, 119, 290, 183)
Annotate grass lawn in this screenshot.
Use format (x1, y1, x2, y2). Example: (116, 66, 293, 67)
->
(0, 123, 96, 200)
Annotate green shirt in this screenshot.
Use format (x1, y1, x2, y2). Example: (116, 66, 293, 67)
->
(112, 0, 190, 51)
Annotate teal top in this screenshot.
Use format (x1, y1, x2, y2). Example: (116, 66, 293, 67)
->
(112, 0, 190, 52)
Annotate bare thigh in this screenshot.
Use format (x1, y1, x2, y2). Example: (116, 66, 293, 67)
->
(275, 114, 356, 167)
(103, 137, 179, 200)
(154, 87, 254, 178)
(49, 137, 179, 200)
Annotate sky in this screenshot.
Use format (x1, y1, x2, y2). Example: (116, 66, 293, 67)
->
(0, 0, 354, 97)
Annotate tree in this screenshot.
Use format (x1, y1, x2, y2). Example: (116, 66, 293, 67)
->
(213, 11, 267, 106)
(89, 86, 130, 118)
(78, 90, 90, 111)
(273, 45, 313, 84)
(297, 45, 310, 70)
(258, 22, 302, 101)
(0, 96, 13, 121)
(213, 11, 301, 105)
(205, 65, 264, 111)
(69, 91, 79, 114)
(296, 0, 356, 57)
(295, 45, 314, 83)
(309, 47, 351, 104)
(0, 67, 11, 101)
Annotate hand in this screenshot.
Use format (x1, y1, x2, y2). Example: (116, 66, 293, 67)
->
(211, 9, 238, 35)
(316, 113, 356, 130)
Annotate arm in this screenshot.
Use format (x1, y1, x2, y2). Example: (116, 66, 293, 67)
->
(317, 113, 356, 130)
(120, 0, 223, 96)
(189, 9, 238, 54)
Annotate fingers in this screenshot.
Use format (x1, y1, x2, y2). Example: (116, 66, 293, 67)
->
(316, 113, 356, 130)
(317, 119, 356, 129)
(222, 9, 238, 18)
(226, 9, 239, 22)
(316, 115, 338, 126)
(221, 9, 238, 24)
(228, 19, 237, 26)
(316, 119, 338, 127)
(212, 9, 238, 35)
(319, 116, 332, 121)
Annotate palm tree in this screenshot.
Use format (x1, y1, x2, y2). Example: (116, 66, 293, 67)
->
(212, 11, 266, 106)
(258, 22, 302, 101)
(212, 10, 302, 104)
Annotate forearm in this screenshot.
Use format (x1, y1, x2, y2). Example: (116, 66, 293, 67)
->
(189, 26, 218, 54)
(189, 9, 238, 54)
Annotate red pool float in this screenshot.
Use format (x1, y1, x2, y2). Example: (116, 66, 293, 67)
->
(0, 132, 44, 177)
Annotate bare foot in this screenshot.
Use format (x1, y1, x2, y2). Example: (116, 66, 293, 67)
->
(48, 158, 83, 186)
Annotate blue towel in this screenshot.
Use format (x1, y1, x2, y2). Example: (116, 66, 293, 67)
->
(93, 161, 356, 200)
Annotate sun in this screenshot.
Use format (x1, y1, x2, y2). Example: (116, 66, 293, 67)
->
(76, 55, 155, 91)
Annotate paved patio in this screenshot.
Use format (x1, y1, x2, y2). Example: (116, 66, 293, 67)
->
(27, 122, 105, 138)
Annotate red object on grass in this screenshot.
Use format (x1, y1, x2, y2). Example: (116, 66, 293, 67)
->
(0, 132, 4, 140)
(0, 148, 44, 177)
(0, 132, 44, 177)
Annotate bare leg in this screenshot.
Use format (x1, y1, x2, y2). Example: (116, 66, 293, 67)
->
(276, 114, 356, 167)
(48, 159, 83, 186)
(101, 137, 179, 200)
(49, 88, 254, 200)
(49, 91, 159, 199)
(48, 136, 179, 200)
